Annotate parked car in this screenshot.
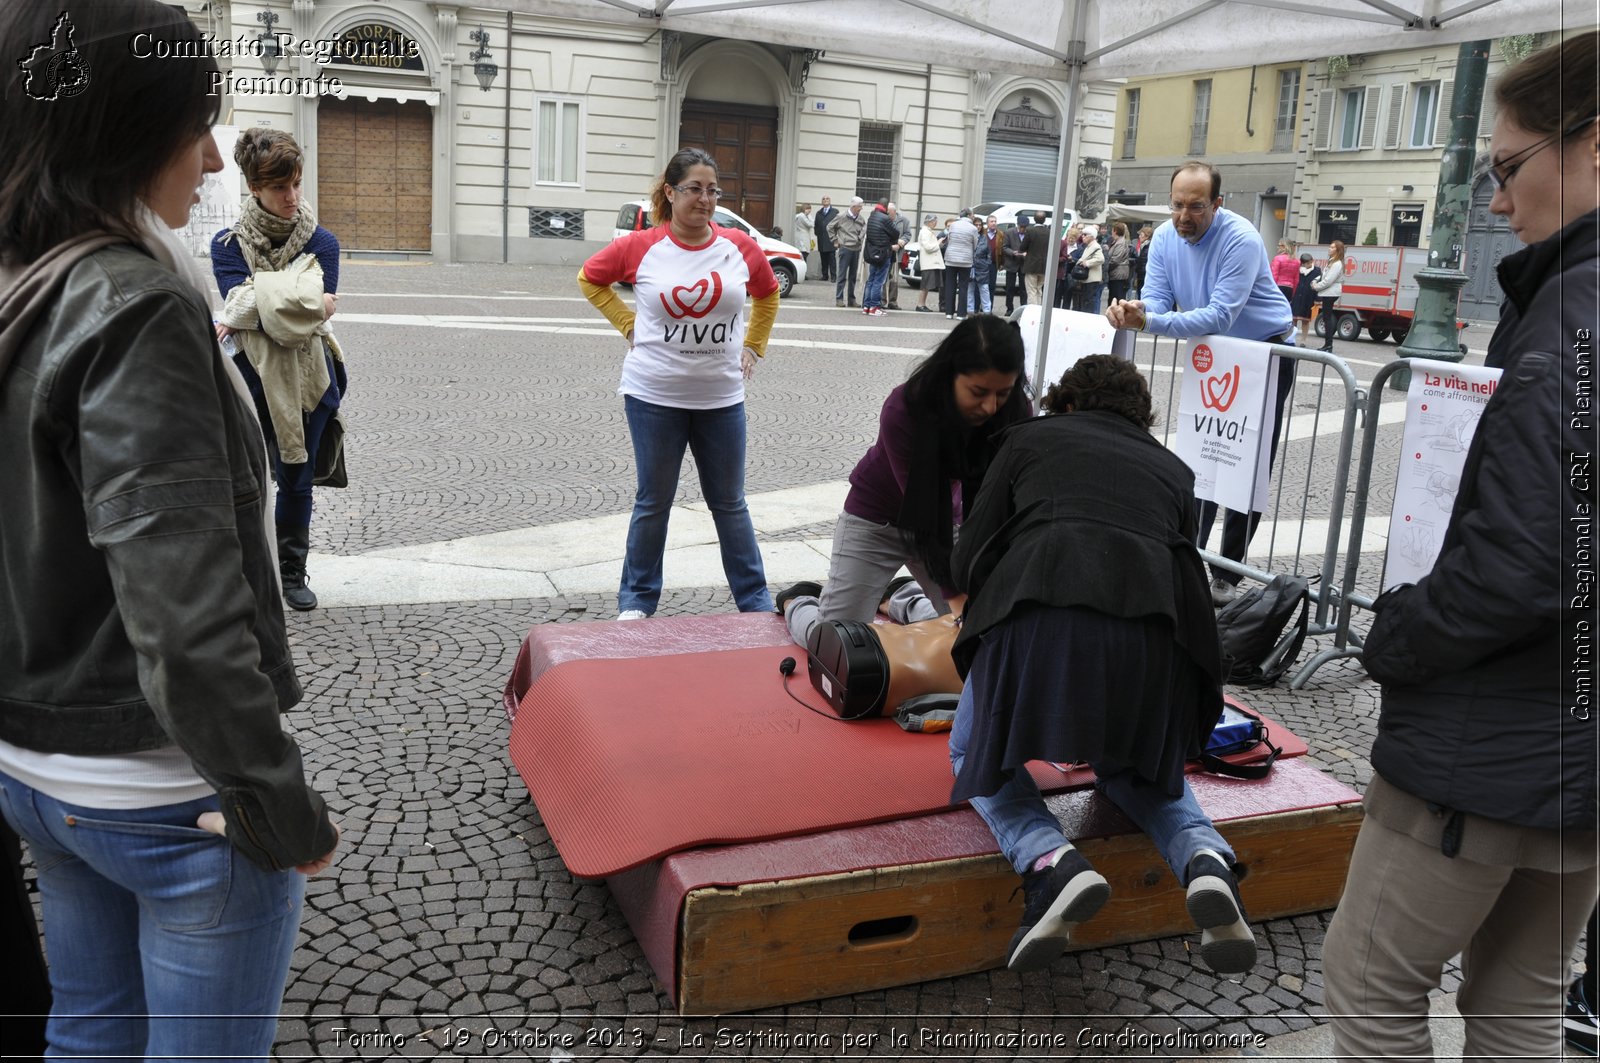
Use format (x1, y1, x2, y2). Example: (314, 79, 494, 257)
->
(612, 201, 806, 297)
(899, 202, 1078, 289)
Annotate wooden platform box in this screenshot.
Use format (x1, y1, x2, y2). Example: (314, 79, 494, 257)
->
(607, 757, 1362, 1016)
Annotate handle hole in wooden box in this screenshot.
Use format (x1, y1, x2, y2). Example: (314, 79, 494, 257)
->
(847, 914, 918, 948)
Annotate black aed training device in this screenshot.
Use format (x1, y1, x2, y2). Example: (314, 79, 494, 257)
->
(804, 618, 890, 720)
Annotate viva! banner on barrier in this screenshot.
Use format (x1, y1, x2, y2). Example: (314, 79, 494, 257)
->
(1174, 335, 1280, 514)
(1383, 358, 1503, 590)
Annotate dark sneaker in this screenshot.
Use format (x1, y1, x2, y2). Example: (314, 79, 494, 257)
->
(774, 580, 823, 616)
(1005, 846, 1110, 972)
(1185, 850, 1257, 974)
(1567, 979, 1599, 1055)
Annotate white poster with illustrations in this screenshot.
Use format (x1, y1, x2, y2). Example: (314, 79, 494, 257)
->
(1018, 305, 1136, 392)
(174, 125, 242, 260)
(1174, 335, 1280, 513)
(1384, 358, 1502, 590)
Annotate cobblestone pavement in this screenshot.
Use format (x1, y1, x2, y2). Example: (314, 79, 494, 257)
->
(24, 261, 1510, 1059)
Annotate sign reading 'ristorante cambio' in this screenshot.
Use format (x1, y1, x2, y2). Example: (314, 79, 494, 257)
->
(327, 23, 424, 72)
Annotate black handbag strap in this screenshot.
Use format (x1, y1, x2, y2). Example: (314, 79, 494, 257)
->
(1200, 727, 1283, 780)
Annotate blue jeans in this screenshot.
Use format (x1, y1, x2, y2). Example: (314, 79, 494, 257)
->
(967, 273, 993, 314)
(862, 259, 891, 309)
(234, 352, 341, 527)
(274, 399, 336, 527)
(948, 682, 1233, 877)
(0, 774, 304, 1058)
(621, 395, 772, 615)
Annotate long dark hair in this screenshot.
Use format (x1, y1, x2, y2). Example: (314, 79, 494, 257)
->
(898, 314, 1030, 585)
(0, 0, 220, 262)
(650, 147, 717, 226)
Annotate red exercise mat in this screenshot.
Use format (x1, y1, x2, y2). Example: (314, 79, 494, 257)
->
(508, 645, 1306, 879)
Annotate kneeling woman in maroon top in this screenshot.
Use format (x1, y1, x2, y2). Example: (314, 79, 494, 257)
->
(777, 314, 1030, 647)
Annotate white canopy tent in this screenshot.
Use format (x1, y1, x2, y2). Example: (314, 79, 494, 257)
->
(473, 0, 1572, 82)
(475, 0, 1577, 378)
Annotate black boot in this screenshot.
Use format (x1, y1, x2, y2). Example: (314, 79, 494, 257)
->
(277, 523, 318, 611)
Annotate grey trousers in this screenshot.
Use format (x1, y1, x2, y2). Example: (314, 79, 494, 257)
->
(785, 510, 946, 648)
(1324, 807, 1597, 1062)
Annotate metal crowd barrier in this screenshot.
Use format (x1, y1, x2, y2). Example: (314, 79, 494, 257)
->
(1131, 334, 1363, 688)
(1295, 357, 1416, 683)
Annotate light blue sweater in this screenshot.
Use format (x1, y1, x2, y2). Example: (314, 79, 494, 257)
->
(1140, 208, 1294, 342)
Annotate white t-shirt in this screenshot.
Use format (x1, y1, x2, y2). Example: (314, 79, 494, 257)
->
(582, 223, 778, 409)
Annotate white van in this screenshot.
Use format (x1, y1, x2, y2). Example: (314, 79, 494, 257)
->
(612, 201, 806, 297)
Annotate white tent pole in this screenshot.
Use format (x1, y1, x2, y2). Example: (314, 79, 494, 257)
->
(894, 0, 1072, 62)
(1086, 0, 1224, 63)
(1434, 0, 1505, 23)
(1224, 0, 1409, 22)
(1032, 0, 1088, 395)
(1353, 0, 1428, 22)
(670, 0, 824, 15)
(586, 0, 651, 14)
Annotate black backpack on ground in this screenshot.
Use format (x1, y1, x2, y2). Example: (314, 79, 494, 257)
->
(1215, 575, 1311, 687)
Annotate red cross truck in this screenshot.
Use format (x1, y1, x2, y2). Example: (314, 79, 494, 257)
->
(1302, 243, 1469, 351)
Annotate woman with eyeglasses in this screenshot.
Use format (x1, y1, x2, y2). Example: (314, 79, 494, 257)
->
(579, 148, 780, 618)
(1324, 30, 1599, 1062)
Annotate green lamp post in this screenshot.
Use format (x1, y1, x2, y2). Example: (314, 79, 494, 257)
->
(1394, 39, 1491, 389)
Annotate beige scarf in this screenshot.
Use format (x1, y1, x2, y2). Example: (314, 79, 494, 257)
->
(221, 197, 318, 274)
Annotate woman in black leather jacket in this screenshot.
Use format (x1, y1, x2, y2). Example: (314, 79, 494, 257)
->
(0, 2, 338, 1055)
(1325, 31, 1599, 1062)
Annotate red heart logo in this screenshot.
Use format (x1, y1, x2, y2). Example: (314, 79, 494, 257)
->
(660, 272, 723, 319)
(1201, 366, 1240, 412)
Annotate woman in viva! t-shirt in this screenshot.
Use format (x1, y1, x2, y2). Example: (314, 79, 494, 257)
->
(578, 148, 780, 619)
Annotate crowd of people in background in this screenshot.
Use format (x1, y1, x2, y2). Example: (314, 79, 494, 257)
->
(790, 198, 1160, 322)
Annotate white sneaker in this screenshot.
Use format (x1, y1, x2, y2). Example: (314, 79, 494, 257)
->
(617, 609, 647, 621)
(1210, 577, 1238, 607)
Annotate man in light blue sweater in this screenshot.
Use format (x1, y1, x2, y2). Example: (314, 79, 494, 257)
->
(1106, 161, 1295, 605)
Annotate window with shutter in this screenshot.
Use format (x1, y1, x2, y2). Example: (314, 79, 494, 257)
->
(1122, 89, 1140, 159)
(1433, 78, 1455, 147)
(1358, 84, 1382, 149)
(1190, 79, 1212, 155)
(1477, 75, 1496, 138)
(1272, 69, 1300, 152)
(1409, 82, 1439, 148)
(1338, 88, 1363, 150)
(535, 97, 584, 186)
(1313, 89, 1335, 152)
(1384, 84, 1407, 149)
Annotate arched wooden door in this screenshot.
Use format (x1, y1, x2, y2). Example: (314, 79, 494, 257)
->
(318, 96, 432, 252)
(679, 100, 778, 235)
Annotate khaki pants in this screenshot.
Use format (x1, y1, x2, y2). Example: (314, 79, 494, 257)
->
(1024, 273, 1046, 306)
(885, 265, 900, 307)
(1324, 807, 1596, 1062)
